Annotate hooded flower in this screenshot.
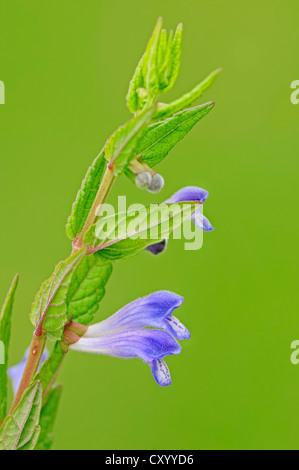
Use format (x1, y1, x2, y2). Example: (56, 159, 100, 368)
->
(7, 348, 48, 396)
(146, 186, 214, 255)
(69, 291, 190, 387)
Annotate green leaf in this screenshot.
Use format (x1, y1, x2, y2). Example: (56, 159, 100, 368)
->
(126, 18, 163, 113)
(104, 106, 155, 175)
(92, 201, 200, 260)
(126, 19, 184, 113)
(18, 426, 41, 450)
(33, 251, 112, 407)
(137, 102, 215, 168)
(29, 250, 86, 342)
(158, 29, 173, 89)
(35, 384, 62, 451)
(157, 29, 168, 72)
(159, 23, 183, 93)
(0, 274, 19, 423)
(0, 381, 42, 451)
(66, 150, 106, 240)
(35, 253, 112, 393)
(35, 343, 65, 395)
(168, 23, 183, 89)
(154, 68, 221, 121)
(126, 54, 146, 113)
(67, 253, 112, 325)
(142, 17, 163, 99)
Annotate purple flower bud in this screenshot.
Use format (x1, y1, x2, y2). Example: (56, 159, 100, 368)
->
(146, 239, 168, 255)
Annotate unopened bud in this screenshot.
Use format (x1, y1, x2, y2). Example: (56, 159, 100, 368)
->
(147, 174, 165, 193)
(146, 239, 168, 255)
(135, 172, 152, 189)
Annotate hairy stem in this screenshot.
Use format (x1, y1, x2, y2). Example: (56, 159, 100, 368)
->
(75, 165, 116, 250)
(10, 333, 46, 412)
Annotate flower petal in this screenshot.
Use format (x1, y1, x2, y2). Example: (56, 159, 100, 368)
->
(85, 291, 184, 337)
(164, 315, 191, 340)
(70, 329, 182, 362)
(145, 187, 212, 255)
(7, 348, 48, 396)
(149, 359, 172, 386)
(146, 239, 168, 255)
(192, 210, 214, 232)
(166, 186, 209, 204)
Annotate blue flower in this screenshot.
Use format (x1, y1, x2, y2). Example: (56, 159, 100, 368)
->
(69, 291, 190, 387)
(146, 186, 214, 255)
(7, 348, 48, 396)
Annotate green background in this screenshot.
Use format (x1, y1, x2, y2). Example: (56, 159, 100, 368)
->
(0, 0, 298, 450)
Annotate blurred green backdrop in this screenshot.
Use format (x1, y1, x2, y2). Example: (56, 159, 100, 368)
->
(0, 0, 298, 450)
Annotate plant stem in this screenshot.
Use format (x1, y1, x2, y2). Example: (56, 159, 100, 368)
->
(10, 163, 116, 415)
(75, 165, 116, 250)
(10, 333, 46, 412)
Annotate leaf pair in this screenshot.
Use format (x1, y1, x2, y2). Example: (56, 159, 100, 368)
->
(67, 101, 214, 243)
(126, 18, 183, 113)
(66, 106, 156, 241)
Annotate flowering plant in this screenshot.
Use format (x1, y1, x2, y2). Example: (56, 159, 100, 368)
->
(0, 18, 219, 450)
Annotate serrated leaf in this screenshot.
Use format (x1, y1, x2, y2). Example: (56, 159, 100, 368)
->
(143, 17, 163, 98)
(66, 150, 106, 240)
(0, 274, 19, 423)
(35, 343, 64, 395)
(126, 19, 183, 113)
(0, 381, 42, 450)
(126, 18, 162, 114)
(18, 425, 41, 450)
(92, 202, 199, 260)
(157, 29, 168, 71)
(159, 23, 183, 93)
(154, 68, 221, 121)
(167, 23, 183, 90)
(35, 384, 62, 451)
(126, 54, 146, 113)
(159, 30, 173, 79)
(29, 250, 86, 342)
(67, 253, 112, 325)
(136, 102, 215, 168)
(105, 106, 155, 175)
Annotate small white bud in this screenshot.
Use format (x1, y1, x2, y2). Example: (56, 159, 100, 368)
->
(135, 172, 152, 189)
(147, 174, 165, 193)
